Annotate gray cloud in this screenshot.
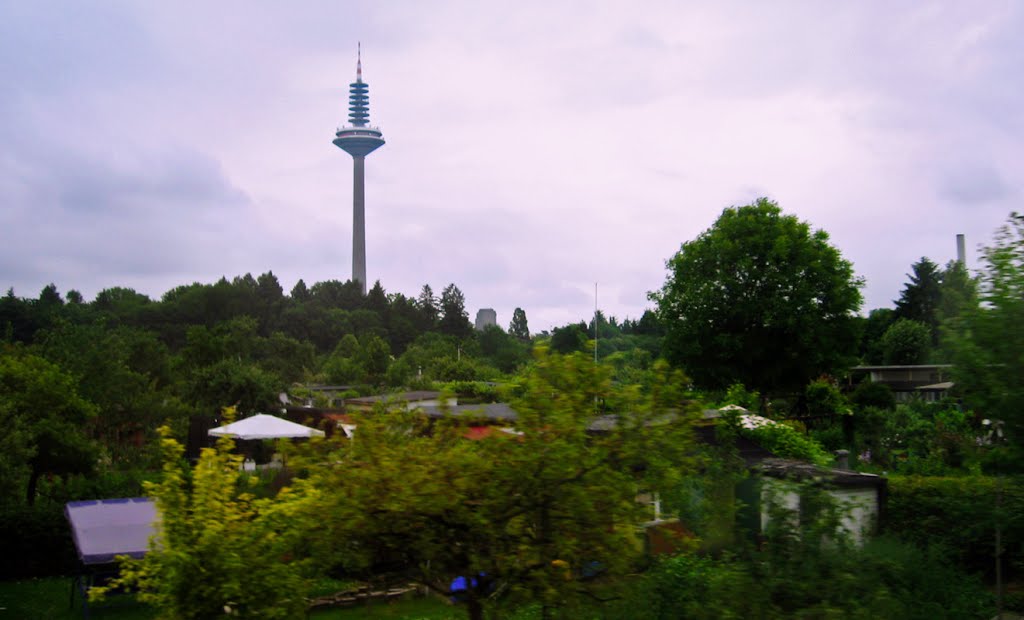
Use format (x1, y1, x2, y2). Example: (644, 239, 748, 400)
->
(940, 163, 1013, 205)
(3, 2, 1024, 330)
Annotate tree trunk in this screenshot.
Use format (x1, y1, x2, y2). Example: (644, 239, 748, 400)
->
(26, 470, 40, 505)
(467, 597, 484, 620)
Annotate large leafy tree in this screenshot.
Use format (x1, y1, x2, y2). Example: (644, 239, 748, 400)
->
(36, 322, 183, 462)
(549, 321, 589, 354)
(858, 307, 896, 364)
(477, 324, 527, 373)
(652, 198, 862, 399)
(0, 348, 98, 504)
(880, 318, 931, 365)
(300, 349, 698, 620)
(937, 259, 978, 328)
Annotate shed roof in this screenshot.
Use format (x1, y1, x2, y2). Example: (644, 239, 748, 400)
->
(756, 458, 885, 488)
(346, 391, 443, 405)
(65, 498, 157, 565)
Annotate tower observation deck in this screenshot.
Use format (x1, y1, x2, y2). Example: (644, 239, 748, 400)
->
(333, 43, 384, 294)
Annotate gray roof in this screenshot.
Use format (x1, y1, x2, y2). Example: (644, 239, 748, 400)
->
(756, 458, 886, 488)
(346, 391, 443, 405)
(417, 403, 655, 433)
(418, 403, 518, 421)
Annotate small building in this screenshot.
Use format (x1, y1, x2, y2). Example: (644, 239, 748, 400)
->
(285, 385, 357, 409)
(850, 364, 953, 402)
(744, 458, 887, 545)
(696, 407, 886, 547)
(345, 390, 457, 412)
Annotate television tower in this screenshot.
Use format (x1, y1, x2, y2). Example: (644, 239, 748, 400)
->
(333, 43, 385, 294)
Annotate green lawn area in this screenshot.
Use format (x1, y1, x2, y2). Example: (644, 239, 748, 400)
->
(0, 578, 466, 619)
(0, 577, 151, 619)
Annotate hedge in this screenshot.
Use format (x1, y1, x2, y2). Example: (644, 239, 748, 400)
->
(886, 475, 1024, 578)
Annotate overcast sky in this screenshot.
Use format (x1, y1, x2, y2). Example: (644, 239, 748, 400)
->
(2, 2, 1022, 332)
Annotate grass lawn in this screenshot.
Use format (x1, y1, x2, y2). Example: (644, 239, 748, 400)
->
(321, 596, 466, 619)
(0, 577, 465, 619)
(0, 577, 151, 619)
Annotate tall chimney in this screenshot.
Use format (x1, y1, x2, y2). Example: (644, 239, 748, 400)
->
(956, 234, 966, 266)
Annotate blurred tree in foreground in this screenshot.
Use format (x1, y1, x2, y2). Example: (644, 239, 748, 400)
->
(298, 349, 699, 620)
(950, 213, 1024, 471)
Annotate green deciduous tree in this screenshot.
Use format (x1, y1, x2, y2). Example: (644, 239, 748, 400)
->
(549, 321, 589, 355)
(36, 322, 183, 463)
(478, 324, 528, 374)
(653, 198, 863, 400)
(0, 288, 38, 343)
(858, 308, 895, 364)
(937, 260, 978, 330)
(299, 349, 699, 620)
(0, 348, 98, 504)
(184, 359, 281, 416)
(880, 318, 931, 365)
(309, 279, 363, 311)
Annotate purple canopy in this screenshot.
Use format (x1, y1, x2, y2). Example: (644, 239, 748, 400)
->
(65, 498, 157, 565)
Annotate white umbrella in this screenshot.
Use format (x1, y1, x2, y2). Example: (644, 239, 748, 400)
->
(208, 414, 325, 440)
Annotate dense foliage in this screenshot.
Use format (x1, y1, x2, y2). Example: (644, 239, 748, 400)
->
(93, 352, 700, 620)
(611, 535, 993, 619)
(8, 203, 1024, 617)
(653, 198, 863, 399)
(948, 212, 1024, 471)
(92, 415, 319, 619)
(886, 475, 1024, 580)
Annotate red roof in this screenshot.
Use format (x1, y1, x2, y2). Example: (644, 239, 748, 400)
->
(463, 426, 500, 441)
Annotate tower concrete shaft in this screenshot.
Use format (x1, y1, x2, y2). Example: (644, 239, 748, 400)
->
(352, 155, 366, 292)
(333, 44, 384, 295)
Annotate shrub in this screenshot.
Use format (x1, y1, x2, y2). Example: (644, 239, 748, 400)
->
(886, 475, 1024, 579)
(850, 380, 896, 411)
(0, 470, 159, 579)
(743, 420, 833, 466)
(719, 382, 760, 410)
(0, 503, 78, 579)
(606, 524, 994, 619)
(805, 378, 847, 416)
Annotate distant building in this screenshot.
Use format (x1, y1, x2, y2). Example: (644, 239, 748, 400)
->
(474, 308, 497, 331)
(850, 364, 953, 402)
(345, 390, 457, 412)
